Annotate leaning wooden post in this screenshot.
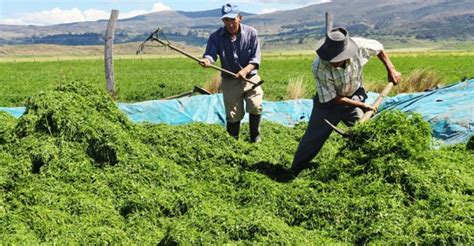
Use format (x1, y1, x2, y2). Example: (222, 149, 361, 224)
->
(326, 12, 334, 33)
(104, 9, 119, 99)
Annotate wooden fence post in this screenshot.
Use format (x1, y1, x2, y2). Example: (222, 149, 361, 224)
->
(105, 9, 119, 99)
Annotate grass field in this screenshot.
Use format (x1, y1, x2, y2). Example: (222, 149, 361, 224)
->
(1, 39, 473, 61)
(1, 52, 474, 107)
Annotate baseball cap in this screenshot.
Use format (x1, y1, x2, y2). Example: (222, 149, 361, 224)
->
(221, 3, 239, 19)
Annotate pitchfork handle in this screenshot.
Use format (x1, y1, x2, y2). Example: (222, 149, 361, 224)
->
(153, 38, 261, 86)
(360, 82, 394, 122)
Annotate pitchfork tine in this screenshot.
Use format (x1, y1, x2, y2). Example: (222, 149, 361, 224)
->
(136, 28, 161, 54)
(324, 119, 350, 138)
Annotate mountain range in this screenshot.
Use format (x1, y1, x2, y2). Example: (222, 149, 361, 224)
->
(1, 0, 473, 47)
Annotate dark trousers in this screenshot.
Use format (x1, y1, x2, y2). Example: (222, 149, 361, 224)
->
(291, 88, 367, 173)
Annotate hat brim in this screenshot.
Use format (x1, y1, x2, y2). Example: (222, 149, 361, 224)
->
(315, 37, 359, 63)
(221, 13, 239, 19)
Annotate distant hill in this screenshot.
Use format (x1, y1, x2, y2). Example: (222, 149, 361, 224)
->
(176, 9, 256, 19)
(1, 0, 473, 47)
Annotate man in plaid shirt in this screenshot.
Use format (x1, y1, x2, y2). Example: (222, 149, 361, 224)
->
(291, 27, 401, 176)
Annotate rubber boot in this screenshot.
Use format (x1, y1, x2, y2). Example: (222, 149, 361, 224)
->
(249, 114, 262, 143)
(226, 121, 240, 140)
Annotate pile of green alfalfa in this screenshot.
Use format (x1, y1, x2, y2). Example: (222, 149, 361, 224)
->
(0, 111, 16, 144)
(0, 82, 188, 244)
(0, 82, 472, 244)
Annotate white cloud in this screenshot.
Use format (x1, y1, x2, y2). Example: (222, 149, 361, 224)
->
(83, 9, 112, 20)
(0, 2, 172, 26)
(239, 0, 331, 13)
(119, 3, 170, 19)
(152, 3, 171, 12)
(119, 10, 151, 19)
(260, 8, 279, 14)
(0, 8, 101, 26)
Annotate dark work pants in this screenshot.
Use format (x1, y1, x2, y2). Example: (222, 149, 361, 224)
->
(291, 89, 367, 173)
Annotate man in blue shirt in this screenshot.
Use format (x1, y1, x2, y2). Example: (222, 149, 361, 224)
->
(200, 3, 263, 143)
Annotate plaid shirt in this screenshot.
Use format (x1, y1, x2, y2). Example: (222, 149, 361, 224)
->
(313, 37, 383, 103)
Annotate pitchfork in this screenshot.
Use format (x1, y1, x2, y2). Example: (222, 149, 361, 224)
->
(324, 81, 396, 138)
(137, 28, 264, 90)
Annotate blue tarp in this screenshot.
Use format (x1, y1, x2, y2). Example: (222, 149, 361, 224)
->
(1, 80, 473, 145)
(380, 80, 474, 144)
(0, 107, 26, 118)
(118, 92, 380, 127)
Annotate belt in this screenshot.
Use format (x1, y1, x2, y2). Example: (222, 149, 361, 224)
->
(221, 73, 257, 80)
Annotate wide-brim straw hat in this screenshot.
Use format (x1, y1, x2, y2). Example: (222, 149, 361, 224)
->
(316, 27, 358, 63)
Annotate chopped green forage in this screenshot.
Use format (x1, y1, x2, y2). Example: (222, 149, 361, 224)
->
(0, 82, 472, 244)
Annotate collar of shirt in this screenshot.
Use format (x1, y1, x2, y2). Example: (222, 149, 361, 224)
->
(314, 52, 363, 101)
(320, 58, 353, 70)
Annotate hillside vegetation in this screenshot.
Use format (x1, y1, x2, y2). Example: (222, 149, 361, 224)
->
(1, 0, 473, 46)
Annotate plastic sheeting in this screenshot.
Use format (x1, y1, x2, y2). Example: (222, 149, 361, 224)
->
(118, 94, 227, 125)
(1, 80, 473, 145)
(380, 80, 474, 145)
(0, 107, 26, 118)
(119, 92, 379, 126)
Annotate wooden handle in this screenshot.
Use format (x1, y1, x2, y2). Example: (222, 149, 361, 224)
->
(360, 82, 394, 122)
(326, 12, 334, 33)
(155, 38, 258, 85)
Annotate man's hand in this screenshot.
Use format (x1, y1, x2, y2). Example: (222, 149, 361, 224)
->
(361, 103, 377, 113)
(388, 70, 402, 85)
(335, 96, 377, 113)
(235, 68, 250, 80)
(235, 64, 255, 80)
(199, 58, 211, 68)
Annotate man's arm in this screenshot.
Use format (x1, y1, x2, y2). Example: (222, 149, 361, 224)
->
(354, 38, 400, 84)
(334, 96, 374, 112)
(333, 50, 400, 110)
(236, 64, 256, 79)
(200, 34, 218, 68)
(236, 28, 260, 79)
(377, 50, 401, 84)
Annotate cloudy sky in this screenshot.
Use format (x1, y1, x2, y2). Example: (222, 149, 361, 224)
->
(0, 0, 330, 26)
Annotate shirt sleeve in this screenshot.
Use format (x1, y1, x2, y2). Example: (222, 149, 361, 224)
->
(248, 29, 261, 68)
(352, 37, 384, 66)
(313, 59, 337, 103)
(203, 33, 218, 63)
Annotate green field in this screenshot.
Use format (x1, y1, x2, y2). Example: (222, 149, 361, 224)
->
(1, 52, 474, 106)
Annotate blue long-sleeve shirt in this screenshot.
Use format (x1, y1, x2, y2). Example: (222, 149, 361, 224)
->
(203, 24, 261, 77)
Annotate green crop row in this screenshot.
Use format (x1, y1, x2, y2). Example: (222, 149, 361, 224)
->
(1, 53, 474, 106)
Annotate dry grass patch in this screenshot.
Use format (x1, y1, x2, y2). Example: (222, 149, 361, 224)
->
(0, 42, 204, 60)
(203, 73, 222, 94)
(366, 69, 443, 94)
(396, 68, 443, 93)
(285, 76, 306, 99)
